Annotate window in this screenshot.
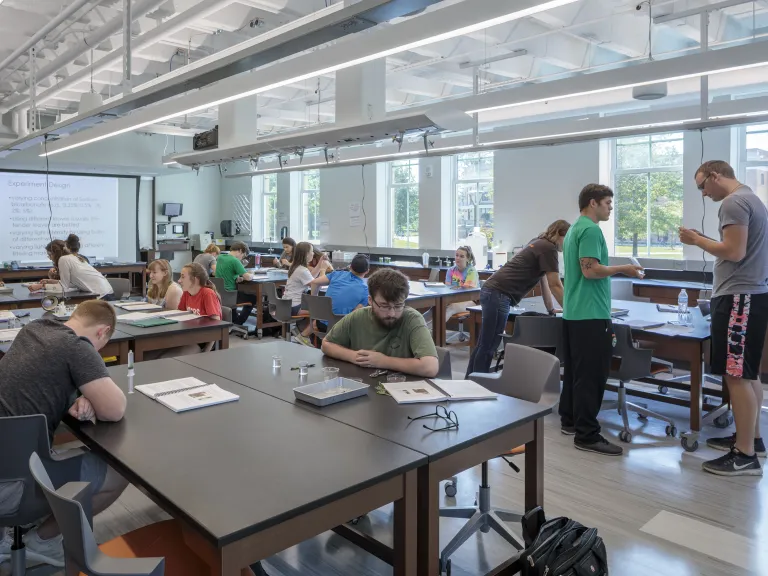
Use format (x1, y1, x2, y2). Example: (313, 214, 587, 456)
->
(742, 123, 768, 206)
(300, 170, 320, 242)
(454, 151, 494, 245)
(388, 159, 419, 248)
(612, 133, 684, 259)
(262, 174, 278, 242)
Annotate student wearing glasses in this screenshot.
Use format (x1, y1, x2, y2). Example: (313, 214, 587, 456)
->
(321, 268, 438, 377)
(444, 245, 479, 323)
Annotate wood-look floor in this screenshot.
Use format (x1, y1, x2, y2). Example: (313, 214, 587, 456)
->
(16, 337, 767, 576)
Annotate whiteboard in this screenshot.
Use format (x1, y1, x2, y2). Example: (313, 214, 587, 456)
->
(0, 172, 119, 263)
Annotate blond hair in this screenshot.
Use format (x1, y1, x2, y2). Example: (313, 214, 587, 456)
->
(204, 243, 221, 255)
(538, 220, 571, 244)
(71, 300, 116, 333)
(147, 259, 173, 302)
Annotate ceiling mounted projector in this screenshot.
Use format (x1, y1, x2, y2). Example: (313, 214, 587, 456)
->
(632, 82, 668, 101)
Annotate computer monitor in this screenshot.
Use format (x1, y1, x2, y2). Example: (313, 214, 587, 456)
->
(163, 203, 183, 217)
(172, 224, 184, 234)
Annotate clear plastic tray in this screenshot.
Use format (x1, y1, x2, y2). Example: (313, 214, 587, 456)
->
(293, 377, 369, 407)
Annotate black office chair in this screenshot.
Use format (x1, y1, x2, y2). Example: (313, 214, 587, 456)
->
(264, 283, 305, 341)
(496, 315, 564, 372)
(211, 277, 250, 340)
(0, 415, 86, 575)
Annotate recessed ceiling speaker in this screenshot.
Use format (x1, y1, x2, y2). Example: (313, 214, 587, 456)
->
(632, 82, 668, 100)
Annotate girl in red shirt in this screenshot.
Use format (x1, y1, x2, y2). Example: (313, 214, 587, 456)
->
(178, 263, 222, 320)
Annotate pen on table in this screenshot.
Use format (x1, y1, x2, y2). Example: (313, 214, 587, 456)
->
(290, 363, 316, 370)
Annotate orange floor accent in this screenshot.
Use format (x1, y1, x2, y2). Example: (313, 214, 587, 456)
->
(80, 519, 257, 576)
(501, 445, 526, 456)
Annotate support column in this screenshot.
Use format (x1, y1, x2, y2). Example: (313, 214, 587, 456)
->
(700, 12, 709, 121)
(218, 94, 259, 148)
(123, 0, 133, 95)
(334, 60, 386, 124)
(28, 48, 37, 132)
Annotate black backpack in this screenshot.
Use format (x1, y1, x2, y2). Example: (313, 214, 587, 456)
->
(520, 507, 608, 576)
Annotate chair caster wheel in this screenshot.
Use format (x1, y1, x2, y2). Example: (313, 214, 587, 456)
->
(637, 414, 648, 421)
(446, 559, 452, 576)
(713, 412, 733, 429)
(444, 480, 457, 498)
(459, 334, 467, 343)
(665, 425, 677, 437)
(480, 524, 491, 534)
(658, 385, 669, 395)
(681, 436, 699, 452)
(619, 430, 632, 443)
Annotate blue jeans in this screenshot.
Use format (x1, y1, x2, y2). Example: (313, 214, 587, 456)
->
(465, 286, 512, 377)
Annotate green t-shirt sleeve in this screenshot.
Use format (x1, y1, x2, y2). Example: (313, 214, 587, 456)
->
(577, 227, 604, 261)
(407, 315, 438, 359)
(325, 312, 353, 348)
(233, 259, 247, 275)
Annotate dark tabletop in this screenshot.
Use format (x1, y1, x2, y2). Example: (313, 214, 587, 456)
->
(176, 342, 551, 460)
(0, 283, 98, 303)
(67, 359, 425, 547)
(471, 297, 711, 341)
(632, 278, 712, 290)
(406, 281, 480, 304)
(113, 306, 231, 337)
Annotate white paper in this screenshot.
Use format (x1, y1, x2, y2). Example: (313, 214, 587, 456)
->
(0, 311, 15, 320)
(172, 313, 204, 322)
(349, 215, 361, 227)
(157, 384, 239, 413)
(117, 312, 152, 322)
(348, 202, 361, 217)
(382, 381, 448, 404)
(432, 379, 498, 401)
(134, 377, 204, 399)
(646, 323, 695, 336)
(0, 328, 21, 342)
(115, 302, 162, 311)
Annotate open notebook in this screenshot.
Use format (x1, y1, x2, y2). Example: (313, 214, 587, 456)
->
(382, 379, 497, 404)
(134, 377, 239, 412)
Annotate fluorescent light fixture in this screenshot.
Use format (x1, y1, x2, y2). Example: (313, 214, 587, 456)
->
(467, 61, 768, 115)
(42, 0, 578, 157)
(459, 50, 528, 69)
(162, 160, 179, 166)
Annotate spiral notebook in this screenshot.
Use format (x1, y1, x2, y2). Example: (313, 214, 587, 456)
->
(134, 377, 239, 412)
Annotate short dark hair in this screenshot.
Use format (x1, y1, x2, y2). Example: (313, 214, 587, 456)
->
(230, 241, 249, 254)
(696, 160, 735, 180)
(350, 254, 370, 274)
(65, 234, 81, 253)
(367, 269, 409, 303)
(578, 184, 614, 211)
(282, 237, 296, 248)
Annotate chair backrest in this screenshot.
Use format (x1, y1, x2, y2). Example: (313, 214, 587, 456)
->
(221, 306, 233, 323)
(210, 277, 237, 309)
(172, 272, 181, 282)
(491, 343, 560, 404)
(428, 268, 440, 282)
(106, 278, 131, 299)
(304, 294, 344, 331)
(509, 316, 565, 363)
(264, 282, 292, 323)
(611, 324, 653, 382)
(435, 347, 452, 379)
(0, 415, 56, 527)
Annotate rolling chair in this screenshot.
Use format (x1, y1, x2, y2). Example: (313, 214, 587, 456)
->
(211, 277, 250, 340)
(438, 344, 561, 576)
(428, 268, 441, 282)
(303, 295, 344, 344)
(28, 453, 222, 576)
(435, 347, 452, 379)
(105, 278, 131, 299)
(264, 283, 305, 341)
(0, 415, 85, 576)
(495, 315, 564, 372)
(602, 324, 677, 443)
(446, 312, 471, 344)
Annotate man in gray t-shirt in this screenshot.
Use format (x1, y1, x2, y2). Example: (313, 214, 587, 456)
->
(680, 160, 768, 477)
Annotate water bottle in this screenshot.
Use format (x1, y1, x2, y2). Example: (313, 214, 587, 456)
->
(677, 289, 689, 325)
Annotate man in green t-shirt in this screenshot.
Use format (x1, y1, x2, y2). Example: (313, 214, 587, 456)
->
(322, 268, 439, 377)
(215, 241, 255, 325)
(560, 184, 643, 456)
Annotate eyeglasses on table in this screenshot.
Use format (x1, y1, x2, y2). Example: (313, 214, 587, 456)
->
(408, 405, 459, 431)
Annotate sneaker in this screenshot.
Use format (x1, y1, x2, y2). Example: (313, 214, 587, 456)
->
(702, 448, 762, 477)
(296, 335, 314, 348)
(706, 434, 767, 457)
(290, 326, 300, 338)
(574, 436, 623, 456)
(22, 529, 64, 567)
(561, 425, 576, 436)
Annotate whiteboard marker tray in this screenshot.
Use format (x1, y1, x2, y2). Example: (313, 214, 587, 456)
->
(293, 378, 369, 407)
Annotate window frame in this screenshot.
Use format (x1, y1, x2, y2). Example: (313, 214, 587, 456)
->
(299, 169, 321, 242)
(386, 158, 420, 249)
(453, 151, 494, 246)
(261, 173, 278, 243)
(738, 124, 768, 206)
(611, 132, 684, 259)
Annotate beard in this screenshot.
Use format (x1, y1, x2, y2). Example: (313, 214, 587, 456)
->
(373, 314, 401, 329)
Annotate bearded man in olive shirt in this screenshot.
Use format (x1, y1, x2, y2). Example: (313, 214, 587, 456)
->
(322, 269, 439, 377)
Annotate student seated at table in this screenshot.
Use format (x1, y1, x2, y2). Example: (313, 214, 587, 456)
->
(146, 259, 182, 309)
(66, 233, 90, 263)
(443, 245, 480, 323)
(0, 300, 128, 567)
(178, 263, 222, 321)
(29, 240, 114, 300)
(215, 241, 255, 325)
(287, 243, 330, 346)
(194, 243, 220, 277)
(309, 248, 334, 275)
(322, 268, 439, 377)
(309, 253, 370, 315)
(276, 236, 296, 269)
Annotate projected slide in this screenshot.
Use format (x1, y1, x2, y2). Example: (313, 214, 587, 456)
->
(0, 172, 118, 263)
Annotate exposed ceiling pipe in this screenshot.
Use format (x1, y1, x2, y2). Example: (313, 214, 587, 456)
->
(0, 0, 96, 77)
(0, 0, 168, 112)
(4, 0, 236, 114)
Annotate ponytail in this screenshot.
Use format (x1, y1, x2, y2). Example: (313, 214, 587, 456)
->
(205, 279, 221, 301)
(182, 262, 221, 301)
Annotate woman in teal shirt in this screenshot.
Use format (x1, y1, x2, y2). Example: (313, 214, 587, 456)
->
(443, 245, 479, 323)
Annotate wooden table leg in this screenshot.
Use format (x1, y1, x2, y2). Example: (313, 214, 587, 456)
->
(436, 298, 447, 348)
(417, 465, 439, 576)
(117, 341, 129, 365)
(220, 327, 230, 350)
(255, 284, 263, 333)
(689, 343, 704, 432)
(394, 469, 417, 576)
(525, 418, 544, 511)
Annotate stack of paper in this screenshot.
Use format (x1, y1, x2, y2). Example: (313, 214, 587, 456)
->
(114, 302, 162, 311)
(432, 379, 499, 400)
(0, 328, 21, 342)
(0, 311, 16, 321)
(135, 377, 239, 412)
(382, 379, 497, 404)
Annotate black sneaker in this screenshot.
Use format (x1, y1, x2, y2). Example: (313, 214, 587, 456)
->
(574, 436, 623, 456)
(561, 425, 576, 436)
(706, 434, 767, 457)
(702, 448, 762, 476)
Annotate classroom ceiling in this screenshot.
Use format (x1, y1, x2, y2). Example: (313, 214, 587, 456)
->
(0, 0, 767, 140)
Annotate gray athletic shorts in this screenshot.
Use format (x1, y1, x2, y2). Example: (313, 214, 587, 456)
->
(53, 449, 108, 493)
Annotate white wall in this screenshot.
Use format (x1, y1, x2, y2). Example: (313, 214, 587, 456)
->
(138, 177, 154, 249)
(494, 142, 599, 251)
(155, 166, 221, 270)
(220, 175, 255, 243)
(318, 164, 379, 248)
(117, 178, 138, 261)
